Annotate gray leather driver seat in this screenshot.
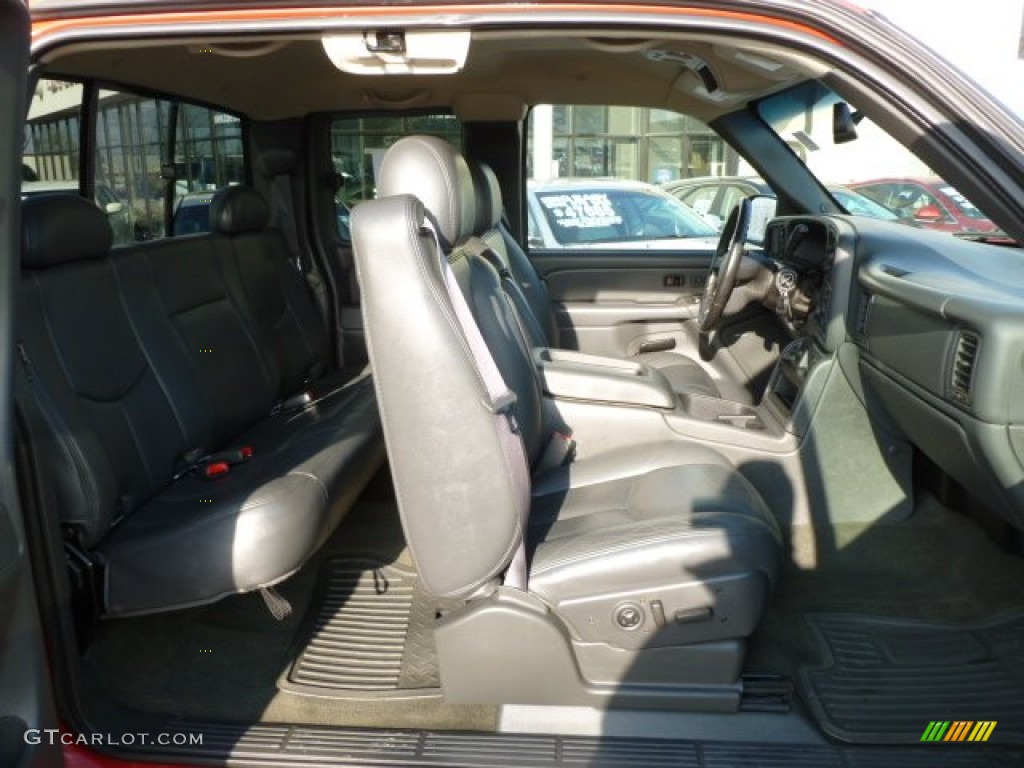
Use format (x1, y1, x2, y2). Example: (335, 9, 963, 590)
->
(470, 161, 723, 398)
(351, 136, 782, 710)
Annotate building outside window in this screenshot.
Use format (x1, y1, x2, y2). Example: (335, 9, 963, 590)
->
(535, 104, 739, 183)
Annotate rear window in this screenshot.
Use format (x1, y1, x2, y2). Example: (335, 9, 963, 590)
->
(330, 113, 461, 242)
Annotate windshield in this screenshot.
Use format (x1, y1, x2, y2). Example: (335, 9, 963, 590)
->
(829, 188, 900, 221)
(939, 185, 987, 219)
(532, 187, 716, 246)
(758, 81, 998, 236)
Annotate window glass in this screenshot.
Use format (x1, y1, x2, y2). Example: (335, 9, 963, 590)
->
(680, 186, 717, 214)
(329, 113, 461, 241)
(25, 79, 82, 184)
(93, 91, 175, 243)
(171, 104, 245, 236)
(719, 186, 749, 220)
(527, 104, 732, 249)
(531, 185, 715, 247)
(27, 82, 246, 245)
(758, 81, 997, 236)
(94, 91, 244, 242)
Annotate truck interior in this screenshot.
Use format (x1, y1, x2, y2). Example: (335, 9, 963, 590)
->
(12, 3, 1024, 765)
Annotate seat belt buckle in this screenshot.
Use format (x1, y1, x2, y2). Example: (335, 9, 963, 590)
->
(206, 445, 255, 466)
(198, 445, 255, 480)
(273, 390, 315, 415)
(535, 430, 576, 474)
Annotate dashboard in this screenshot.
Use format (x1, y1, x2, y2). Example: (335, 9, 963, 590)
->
(762, 217, 844, 351)
(761, 215, 1024, 529)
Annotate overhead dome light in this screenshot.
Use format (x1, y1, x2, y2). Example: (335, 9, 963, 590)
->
(322, 30, 470, 75)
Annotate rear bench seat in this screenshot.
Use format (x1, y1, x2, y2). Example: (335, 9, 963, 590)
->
(16, 191, 384, 617)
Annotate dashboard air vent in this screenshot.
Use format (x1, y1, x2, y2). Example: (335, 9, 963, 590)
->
(950, 331, 980, 406)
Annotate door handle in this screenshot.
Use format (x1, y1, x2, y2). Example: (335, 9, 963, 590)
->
(636, 338, 676, 354)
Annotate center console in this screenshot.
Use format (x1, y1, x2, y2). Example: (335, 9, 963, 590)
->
(533, 348, 676, 410)
(533, 337, 837, 455)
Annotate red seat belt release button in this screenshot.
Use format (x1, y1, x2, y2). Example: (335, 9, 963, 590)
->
(204, 461, 230, 479)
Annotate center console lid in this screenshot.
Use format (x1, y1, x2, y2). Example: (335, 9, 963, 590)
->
(533, 348, 676, 410)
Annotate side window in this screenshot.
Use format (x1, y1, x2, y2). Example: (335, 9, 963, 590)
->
(718, 186, 749, 220)
(97, 92, 244, 241)
(171, 103, 245, 236)
(526, 105, 739, 249)
(680, 186, 718, 217)
(329, 114, 461, 242)
(27, 81, 247, 246)
(24, 80, 101, 223)
(94, 91, 175, 243)
(24, 79, 82, 185)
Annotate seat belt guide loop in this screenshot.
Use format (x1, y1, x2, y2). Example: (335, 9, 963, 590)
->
(484, 390, 520, 434)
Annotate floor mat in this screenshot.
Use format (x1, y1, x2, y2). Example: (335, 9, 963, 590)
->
(281, 557, 452, 697)
(799, 612, 1024, 744)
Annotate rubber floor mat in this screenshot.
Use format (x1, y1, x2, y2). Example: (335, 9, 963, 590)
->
(280, 557, 451, 697)
(799, 613, 1024, 744)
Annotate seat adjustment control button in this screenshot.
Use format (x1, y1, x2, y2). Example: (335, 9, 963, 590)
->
(614, 603, 644, 630)
(651, 599, 667, 628)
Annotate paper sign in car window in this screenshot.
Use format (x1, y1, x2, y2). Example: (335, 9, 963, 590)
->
(541, 193, 623, 229)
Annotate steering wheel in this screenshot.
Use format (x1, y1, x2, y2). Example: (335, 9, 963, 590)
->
(698, 198, 752, 334)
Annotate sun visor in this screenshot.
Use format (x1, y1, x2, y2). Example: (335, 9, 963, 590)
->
(322, 30, 470, 75)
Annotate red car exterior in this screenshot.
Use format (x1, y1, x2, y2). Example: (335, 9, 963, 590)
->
(849, 177, 998, 233)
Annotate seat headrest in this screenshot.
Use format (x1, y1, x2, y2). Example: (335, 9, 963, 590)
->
(258, 149, 297, 178)
(22, 194, 113, 269)
(210, 186, 269, 235)
(471, 161, 503, 234)
(378, 135, 475, 248)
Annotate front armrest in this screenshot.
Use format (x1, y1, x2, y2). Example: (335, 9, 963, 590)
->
(533, 348, 676, 410)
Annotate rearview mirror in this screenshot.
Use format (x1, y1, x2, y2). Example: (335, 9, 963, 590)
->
(833, 102, 864, 144)
(747, 195, 777, 244)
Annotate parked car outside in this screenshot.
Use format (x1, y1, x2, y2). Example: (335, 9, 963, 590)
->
(663, 175, 903, 230)
(848, 177, 998, 233)
(171, 191, 218, 235)
(527, 179, 719, 249)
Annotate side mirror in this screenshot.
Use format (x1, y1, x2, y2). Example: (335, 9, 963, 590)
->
(746, 195, 778, 245)
(914, 204, 944, 222)
(104, 201, 124, 215)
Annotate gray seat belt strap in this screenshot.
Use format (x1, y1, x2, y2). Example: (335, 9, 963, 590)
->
(269, 173, 305, 272)
(268, 171, 337, 365)
(423, 221, 532, 591)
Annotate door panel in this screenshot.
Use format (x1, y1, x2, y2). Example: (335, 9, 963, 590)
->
(529, 248, 714, 358)
(0, 3, 62, 766)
